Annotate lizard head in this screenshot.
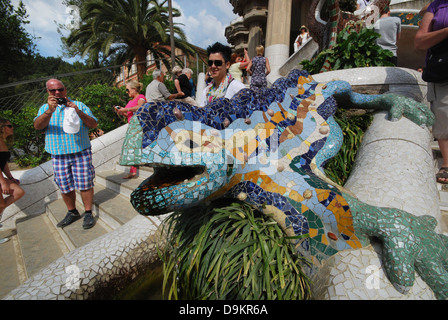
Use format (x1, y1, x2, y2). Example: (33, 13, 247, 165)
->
(120, 70, 322, 216)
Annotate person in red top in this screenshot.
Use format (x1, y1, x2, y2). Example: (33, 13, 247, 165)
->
(115, 80, 146, 178)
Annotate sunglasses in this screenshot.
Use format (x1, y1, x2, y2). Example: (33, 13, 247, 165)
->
(3, 125, 13, 128)
(48, 88, 65, 93)
(126, 88, 134, 93)
(208, 60, 224, 67)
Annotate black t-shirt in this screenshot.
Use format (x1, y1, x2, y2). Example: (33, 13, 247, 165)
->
(0, 151, 10, 171)
(177, 74, 192, 97)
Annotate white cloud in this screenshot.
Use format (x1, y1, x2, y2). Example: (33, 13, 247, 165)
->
(174, 1, 234, 49)
(12, 0, 67, 34)
(195, 10, 229, 47)
(11, 0, 70, 56)
(10, 0, 239, 58)
(212, 0, 237, 20)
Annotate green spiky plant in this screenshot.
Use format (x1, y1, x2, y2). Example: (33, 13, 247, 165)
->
(159, 199, 312, 300)
(324, 110, 373, 186)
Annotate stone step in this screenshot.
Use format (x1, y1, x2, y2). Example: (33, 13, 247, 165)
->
(15, 214, 69, 279)
(90, 183, 138, 230)
(439, 182, 448, 205)
(0, 167, 146, 299)
(0, 229, 21, 298)
(95, 170, 145, 199)
(46, 199, 110, 252)
(91, 168, 149, 229)
(42, 167, 147, 251)
(0, 212, 73, 298)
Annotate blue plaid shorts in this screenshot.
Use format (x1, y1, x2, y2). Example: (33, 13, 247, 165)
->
(52, 148, 95, 194)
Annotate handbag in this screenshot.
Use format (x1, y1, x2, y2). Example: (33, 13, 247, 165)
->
(422, 39, 448, 83)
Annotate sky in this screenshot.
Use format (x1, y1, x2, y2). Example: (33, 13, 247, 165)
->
(11, 0, 240, 63)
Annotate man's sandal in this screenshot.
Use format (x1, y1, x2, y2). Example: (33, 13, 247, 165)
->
(436, 167, 448, 184)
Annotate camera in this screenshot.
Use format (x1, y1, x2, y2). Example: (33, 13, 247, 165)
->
(57, 98, 67, 105)
(114, 105, 121, 110)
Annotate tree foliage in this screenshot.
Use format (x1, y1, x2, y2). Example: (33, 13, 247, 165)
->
(0, 106, 49, 168)
(0, 0, 36, 85)
(0, 0, 106, 101)
(65, 0, 195, 79)
(74, 83, 128, 133)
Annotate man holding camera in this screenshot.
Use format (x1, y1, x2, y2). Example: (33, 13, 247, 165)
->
(34, 79, 98, 229)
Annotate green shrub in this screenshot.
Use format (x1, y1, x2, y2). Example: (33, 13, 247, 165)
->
(13, 153, 49, 168)
(301, 22, 394, 74)
(73, 83, 128, 134)
(0, 107, 50, 167)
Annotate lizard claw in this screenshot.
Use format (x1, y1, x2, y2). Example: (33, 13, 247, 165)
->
(392, 283, 411, 295)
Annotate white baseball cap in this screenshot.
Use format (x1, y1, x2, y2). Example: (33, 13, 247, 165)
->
(63, 107, 80, 134)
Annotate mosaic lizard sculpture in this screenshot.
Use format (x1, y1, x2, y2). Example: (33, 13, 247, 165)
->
(120, 69, 448, 299)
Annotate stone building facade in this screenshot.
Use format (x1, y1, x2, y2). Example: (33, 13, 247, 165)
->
(226, 0, 312, 81)
(225, 0, 429, 81)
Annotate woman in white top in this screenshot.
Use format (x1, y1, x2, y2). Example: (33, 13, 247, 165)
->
(294, 25, 311, 52)
(357, 0, 371, 10)
(199, 42, 246, 107)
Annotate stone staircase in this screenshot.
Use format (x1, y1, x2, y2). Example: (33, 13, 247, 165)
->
(0, 165, 153, 299)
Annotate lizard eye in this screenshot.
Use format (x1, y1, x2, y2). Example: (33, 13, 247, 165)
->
(185, 139, 199, 149)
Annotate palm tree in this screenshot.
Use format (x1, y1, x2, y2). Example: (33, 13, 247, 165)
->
(66, 0, 194, 80)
